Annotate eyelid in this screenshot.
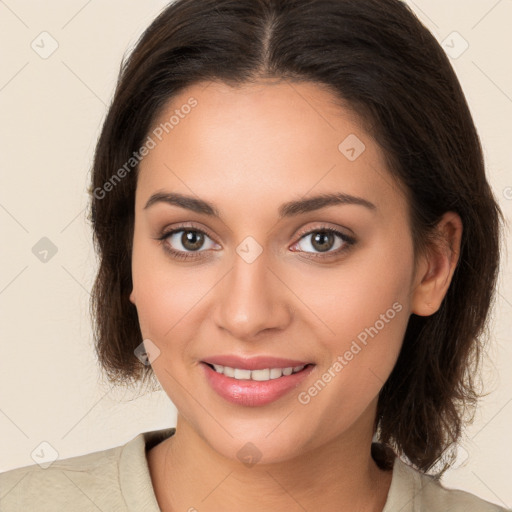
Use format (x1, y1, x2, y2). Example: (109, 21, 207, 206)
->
(156, 221, 357, 258)
(294, 223, 355, 241)
(158, 222, 219, 245)
(289, 224, 356, 259)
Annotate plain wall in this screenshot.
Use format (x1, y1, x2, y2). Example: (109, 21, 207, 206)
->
(0, 0, 511, 508)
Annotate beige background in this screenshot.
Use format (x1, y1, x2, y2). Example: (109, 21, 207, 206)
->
(0, 0, 511, 507)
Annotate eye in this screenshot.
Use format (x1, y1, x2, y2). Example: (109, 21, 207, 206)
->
(155, 223, 356, 262)
(156, 224, 219, 261)
(291, 226, 356, 258)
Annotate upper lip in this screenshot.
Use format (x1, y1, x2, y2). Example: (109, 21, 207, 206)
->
(202, 355, 313, 370)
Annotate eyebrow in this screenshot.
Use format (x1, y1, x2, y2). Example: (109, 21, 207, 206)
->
(143, 191, 377, 218)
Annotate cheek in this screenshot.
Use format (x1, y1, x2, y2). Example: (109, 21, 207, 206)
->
(298, 231, 413, 383)
(298, 233, 412, 339)
(131, 235, 186, 338)
(131, 236, 217, 346)
(293, 280, 410, 436)
(132, 269, 199, 340)
(333, 250, 413, 397)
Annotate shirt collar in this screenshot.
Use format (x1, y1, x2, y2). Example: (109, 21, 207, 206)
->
(119, 427, 418, 512)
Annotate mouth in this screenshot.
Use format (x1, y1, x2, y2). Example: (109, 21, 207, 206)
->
(200, 358, 316, 407)
(203, 362, 311, 381)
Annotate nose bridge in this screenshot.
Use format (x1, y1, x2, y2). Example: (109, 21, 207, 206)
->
(214, 242, 292, 339)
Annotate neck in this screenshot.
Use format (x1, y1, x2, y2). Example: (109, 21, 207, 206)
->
(147, 409, 393, 512)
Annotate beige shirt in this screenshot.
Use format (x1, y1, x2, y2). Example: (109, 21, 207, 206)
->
(0, 427, 508, 511)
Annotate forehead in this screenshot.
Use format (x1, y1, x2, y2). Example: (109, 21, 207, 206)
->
(136, 80, 406, 218)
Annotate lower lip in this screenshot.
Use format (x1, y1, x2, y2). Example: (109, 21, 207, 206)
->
(201, 363, 315, 407)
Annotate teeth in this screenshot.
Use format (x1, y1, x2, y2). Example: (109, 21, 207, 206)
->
(209, 364, 306, 381)
(234, 368, 251, 380)
(224, 366, 235, 378)
(269, 368, 282, 379)
(251, 368, 270, 381)
(212, 364, 224, 374)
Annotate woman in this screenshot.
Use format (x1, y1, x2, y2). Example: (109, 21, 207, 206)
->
(0, 0, 508, 510)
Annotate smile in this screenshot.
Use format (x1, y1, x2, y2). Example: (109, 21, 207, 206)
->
(207, 363, 307, 381)
(201, 360, 315, 407)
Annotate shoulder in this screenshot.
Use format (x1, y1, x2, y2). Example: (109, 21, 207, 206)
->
(0, 442, 126, 511)
(0, 428, 174, 512)
(385, 456, 510, 512)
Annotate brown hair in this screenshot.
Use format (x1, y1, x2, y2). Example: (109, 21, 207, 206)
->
(87, 0, 504, 475)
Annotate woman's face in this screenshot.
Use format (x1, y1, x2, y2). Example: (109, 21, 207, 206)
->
(130, 80, 422, 463)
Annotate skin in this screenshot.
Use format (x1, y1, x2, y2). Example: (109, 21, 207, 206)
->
(129, 80, 463, 512)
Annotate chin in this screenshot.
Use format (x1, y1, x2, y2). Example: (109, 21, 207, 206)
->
(195, 420, 315, 467)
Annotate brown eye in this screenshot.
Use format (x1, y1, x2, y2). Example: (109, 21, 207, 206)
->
(157, 226, 220, 261)
(180, 230, 205, 251)
(310, 231, 336, 252)
(294, 228, 355, 256)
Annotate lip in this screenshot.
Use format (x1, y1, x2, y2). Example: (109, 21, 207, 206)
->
(202, 354, 312, 370)
(201, 361, 315, 407)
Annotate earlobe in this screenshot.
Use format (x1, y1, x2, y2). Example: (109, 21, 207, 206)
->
(129, 289, 136, 305)
(411, 211, 463, 317)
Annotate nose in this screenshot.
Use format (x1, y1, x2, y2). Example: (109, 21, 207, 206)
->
(213, 248, 294, 341)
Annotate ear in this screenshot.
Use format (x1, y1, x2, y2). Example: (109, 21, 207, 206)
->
(129, 289, 136, 305)
(411, 211, 463, 316)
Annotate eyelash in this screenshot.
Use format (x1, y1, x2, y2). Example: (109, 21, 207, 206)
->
(154, 223, 357, 262)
